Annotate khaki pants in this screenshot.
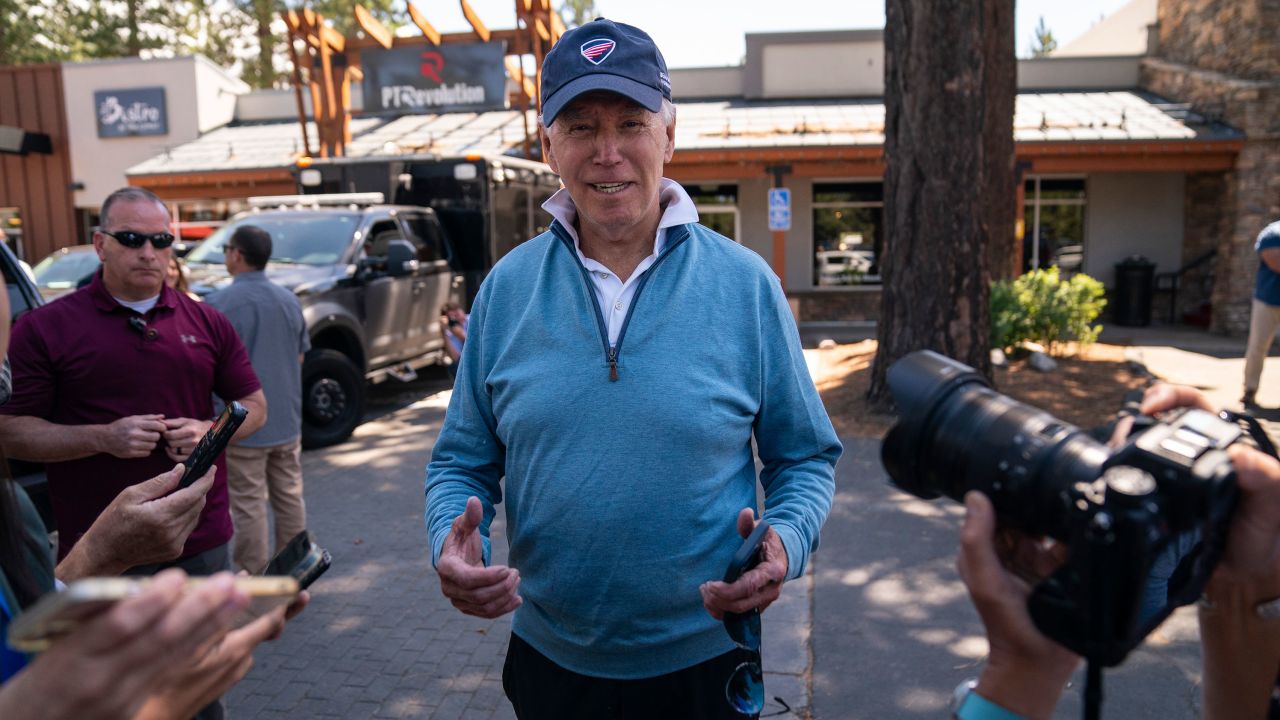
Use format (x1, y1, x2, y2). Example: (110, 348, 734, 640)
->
(227, 440, 306, 573)
(1244, 298, 1280, 395)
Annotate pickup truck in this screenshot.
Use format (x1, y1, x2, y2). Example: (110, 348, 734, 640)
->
(185, 193, 456, 448)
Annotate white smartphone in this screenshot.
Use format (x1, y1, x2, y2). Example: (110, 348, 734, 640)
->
(7, 575, 299, 653)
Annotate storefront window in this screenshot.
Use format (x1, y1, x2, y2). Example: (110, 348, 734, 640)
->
(812, 182, 883, 286)
(1024, 177, 1086, 276)
(683, 184, 738, 241)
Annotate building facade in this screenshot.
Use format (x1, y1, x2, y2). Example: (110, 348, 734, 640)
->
(2, 0, 1272, 334)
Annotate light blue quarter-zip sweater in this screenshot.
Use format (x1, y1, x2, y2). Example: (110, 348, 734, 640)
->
(425, 220, 841, 679)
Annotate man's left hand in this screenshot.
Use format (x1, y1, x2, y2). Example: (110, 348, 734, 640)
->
(699, 508, 788, 620)
(162, 417, 214, 463)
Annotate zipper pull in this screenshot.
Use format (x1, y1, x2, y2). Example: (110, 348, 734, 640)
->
(608, 348, 619, 382)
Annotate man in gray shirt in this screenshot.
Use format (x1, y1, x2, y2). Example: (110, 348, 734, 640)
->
(206, 225, 310, 572)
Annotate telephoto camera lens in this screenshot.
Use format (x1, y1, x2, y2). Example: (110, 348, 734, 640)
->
(880, 350, 1111, 538)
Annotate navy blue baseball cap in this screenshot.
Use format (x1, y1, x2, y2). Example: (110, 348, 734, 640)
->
(540, 18, 672, 125)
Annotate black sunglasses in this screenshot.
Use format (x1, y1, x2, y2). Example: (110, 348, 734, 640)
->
(102, 230, 176, 249)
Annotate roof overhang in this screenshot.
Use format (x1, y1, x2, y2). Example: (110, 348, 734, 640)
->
(665, 137, 1244, 182)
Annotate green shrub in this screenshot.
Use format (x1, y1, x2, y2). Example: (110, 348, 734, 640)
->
(990, 267, 1106, 355)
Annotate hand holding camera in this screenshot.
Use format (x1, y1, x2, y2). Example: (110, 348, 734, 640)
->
(883, 352, 1280, 719)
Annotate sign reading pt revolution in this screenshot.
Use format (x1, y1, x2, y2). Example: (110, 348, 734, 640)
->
(362, 42, 507, 114)
(95, 87, 168, 138)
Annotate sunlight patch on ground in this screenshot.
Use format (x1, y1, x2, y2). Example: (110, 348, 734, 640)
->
(408, 389, 454, 411)
(949, 635, 989, 659)
(865, 570, 969, 619)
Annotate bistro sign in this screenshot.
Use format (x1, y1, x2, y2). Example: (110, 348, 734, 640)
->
(95, 87, 168, 138)
(362, 42, 507, 114)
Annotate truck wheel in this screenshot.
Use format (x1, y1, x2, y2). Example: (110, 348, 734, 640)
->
(302, 349, 365, 448)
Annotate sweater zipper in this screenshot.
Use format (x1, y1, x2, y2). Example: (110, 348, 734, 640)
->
(552, 222, 690, 382)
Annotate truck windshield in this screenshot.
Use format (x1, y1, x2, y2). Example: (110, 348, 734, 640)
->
(186, 213, 360, 266)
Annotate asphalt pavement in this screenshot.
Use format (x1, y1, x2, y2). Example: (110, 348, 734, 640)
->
(226, 324, 1272, 719)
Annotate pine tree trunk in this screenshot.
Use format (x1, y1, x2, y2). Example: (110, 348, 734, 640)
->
(868, 0, 1015, 405)
(254, 0, 277, 89)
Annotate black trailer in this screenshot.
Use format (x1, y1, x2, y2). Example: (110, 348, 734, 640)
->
(297, 154, 561, 307)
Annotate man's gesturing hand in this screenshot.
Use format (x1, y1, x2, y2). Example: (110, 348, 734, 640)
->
(700, 508, 788, 620)
(437, 496, 521, 618)
(102, 414, 166, 458)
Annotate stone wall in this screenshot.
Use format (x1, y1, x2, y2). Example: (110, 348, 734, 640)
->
(1155, 0, 1280, 81)
(1141, 0, 1280, 335)
(1172, 172, 1232, 325)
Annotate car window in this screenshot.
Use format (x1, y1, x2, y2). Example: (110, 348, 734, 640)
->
(365, 220, 404, 257)
(186, 213, 361, 266)
(2, 255, 37, 320)
(33, 251, 100, 288)
(400, 212, 445, 263)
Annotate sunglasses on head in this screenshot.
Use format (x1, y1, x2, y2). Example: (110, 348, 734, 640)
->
(102, 230, 175, 249)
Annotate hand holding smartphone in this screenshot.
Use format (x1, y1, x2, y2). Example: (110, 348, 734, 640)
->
(723, 519, 771, 583)
(263, 530, 331, 590)
(7, 575, 299, 653)
(178, 401, 248, 489)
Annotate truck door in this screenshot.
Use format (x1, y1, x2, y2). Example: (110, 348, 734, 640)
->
(360, 217, 416, 366)
(399, 210, 453, 360)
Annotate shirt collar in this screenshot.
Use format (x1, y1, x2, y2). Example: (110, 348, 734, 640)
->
(542, 178, 700, 257)
(87, 267, 177, 313)
(232, 270, 270, 283)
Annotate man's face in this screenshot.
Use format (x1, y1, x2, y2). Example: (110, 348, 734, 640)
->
(540, 92, 675, 242)
(92, 198, 172, 301)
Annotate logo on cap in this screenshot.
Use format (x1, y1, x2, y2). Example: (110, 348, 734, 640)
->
(580, 39, 616, 65)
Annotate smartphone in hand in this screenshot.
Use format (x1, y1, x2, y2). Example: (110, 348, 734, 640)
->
(178, 401, 248, 489)
(723, 519, 771, 583)
(7, 575, 299, 653)
(264, 530, 331, 590)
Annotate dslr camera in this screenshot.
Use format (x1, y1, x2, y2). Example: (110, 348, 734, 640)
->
(881, 350, 1273, 666)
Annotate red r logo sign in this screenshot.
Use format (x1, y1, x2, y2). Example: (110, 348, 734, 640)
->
(420, 51, 444, 83)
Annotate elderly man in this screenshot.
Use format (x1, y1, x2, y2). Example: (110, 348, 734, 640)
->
(206, 225, 310, 573)
(0, 186, 266, 579)
(424, 18, 841, 719)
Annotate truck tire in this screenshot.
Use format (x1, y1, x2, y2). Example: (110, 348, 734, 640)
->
(301, 349, 365, 448)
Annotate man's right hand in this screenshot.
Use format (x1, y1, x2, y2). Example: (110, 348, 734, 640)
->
(437, 496, 521, 618)
(57, 463, 215, 580)
(100, 414, 167, 458)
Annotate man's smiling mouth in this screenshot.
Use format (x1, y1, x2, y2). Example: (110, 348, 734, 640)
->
(591, 182, 629, 194)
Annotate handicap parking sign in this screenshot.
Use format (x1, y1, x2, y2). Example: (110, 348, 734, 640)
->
(768, 188, 791, 231)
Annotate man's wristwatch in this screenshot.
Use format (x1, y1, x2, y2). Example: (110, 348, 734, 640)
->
(951, 679, 1028, 720)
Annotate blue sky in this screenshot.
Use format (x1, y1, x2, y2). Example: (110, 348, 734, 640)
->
(409, 0, 1134, 68)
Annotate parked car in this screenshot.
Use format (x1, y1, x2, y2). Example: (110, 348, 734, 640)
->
(816, 249, 875, 285)
(31, 244, 99, 300)
(0, 240, 52, 525)
(184, 193, 458, 448)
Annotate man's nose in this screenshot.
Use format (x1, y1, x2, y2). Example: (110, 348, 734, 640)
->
(591, 129, 624, 164)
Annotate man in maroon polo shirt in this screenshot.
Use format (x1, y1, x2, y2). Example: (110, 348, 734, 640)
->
(0, 187, 267, 575)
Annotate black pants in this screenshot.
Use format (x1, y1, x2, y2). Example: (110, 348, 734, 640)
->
(502, 633, 757, 720)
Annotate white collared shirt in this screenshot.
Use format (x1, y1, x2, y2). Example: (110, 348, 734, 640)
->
(542, 178, 700, 345)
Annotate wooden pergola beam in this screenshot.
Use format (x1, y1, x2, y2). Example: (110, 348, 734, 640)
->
(459, 0, 491, 42)
(354, 5, 392, 50)
(407, 2, 442, 45)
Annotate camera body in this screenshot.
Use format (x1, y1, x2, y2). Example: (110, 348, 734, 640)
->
(881, 350, 1241, 665)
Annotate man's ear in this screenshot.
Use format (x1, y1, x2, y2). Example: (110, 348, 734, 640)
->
(92, 232, 107, 261)
(663, 113, 676, 164)
(539, 125, 559, 173)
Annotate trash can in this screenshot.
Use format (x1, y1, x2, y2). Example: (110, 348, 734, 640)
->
(1113, 255, 1156, 327)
